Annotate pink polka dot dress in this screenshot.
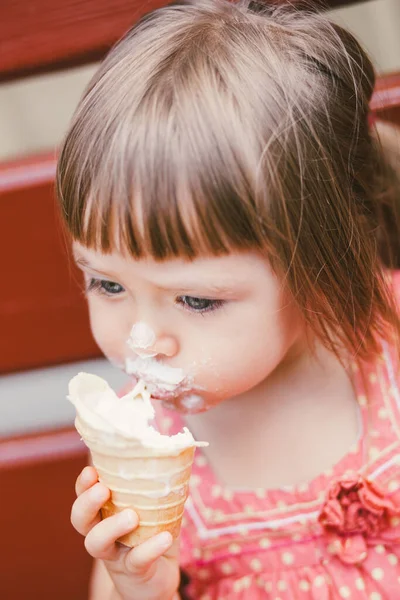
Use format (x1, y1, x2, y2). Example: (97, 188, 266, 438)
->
(154, 273, 400, 600)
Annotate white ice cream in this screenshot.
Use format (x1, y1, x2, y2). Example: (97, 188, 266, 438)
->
(125, 356, 189, 393)
(127, 322, 157, 358)
(68, 372, 206, 451)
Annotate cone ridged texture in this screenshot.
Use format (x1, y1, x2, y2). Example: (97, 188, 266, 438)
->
(75, 416, 195, 547)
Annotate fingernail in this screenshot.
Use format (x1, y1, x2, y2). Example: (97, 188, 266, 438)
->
(121, 510, 136, 526)
(157, 532, 173, 548)
(81, 467, 91, 484)
(92, 484, 108, 501)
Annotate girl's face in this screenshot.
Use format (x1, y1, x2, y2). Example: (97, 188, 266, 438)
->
(73, 242, 305, 413)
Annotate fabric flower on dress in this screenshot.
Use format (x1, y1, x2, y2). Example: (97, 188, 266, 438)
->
(319, 472, 400, 564)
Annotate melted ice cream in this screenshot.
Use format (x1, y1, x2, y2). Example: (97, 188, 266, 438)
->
(68, 372, 206, 451)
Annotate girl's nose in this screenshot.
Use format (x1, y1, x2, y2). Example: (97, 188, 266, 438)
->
(151, 335, 179, 358)
(127, 321, 178, 358)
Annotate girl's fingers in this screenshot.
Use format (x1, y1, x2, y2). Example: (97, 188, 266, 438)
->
(84, 510, 139, 561)
(71, 482, 110, 536)
(75, 466, 98, 496)
(125, 532, 174, 575)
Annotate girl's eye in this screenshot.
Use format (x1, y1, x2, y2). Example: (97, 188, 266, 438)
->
(177, 295, 224, 314)
(86, 278, 125, 296)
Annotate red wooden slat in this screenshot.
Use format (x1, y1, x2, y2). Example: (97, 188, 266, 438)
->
(0, 0, 365, 82)
(0, 153, 101, 373)
(0, 427, 92, 600)
(0, 0, 167, 82)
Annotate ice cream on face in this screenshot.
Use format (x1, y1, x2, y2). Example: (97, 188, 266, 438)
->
(125, 356, 191, 395)
(68, 372, 206, 453)
(127, 322, 157, 358)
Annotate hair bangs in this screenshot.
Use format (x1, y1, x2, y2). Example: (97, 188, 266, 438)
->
(57, 69, 266, 261)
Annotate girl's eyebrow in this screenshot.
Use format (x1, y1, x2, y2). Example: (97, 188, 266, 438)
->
(73, 255, 112, 278)
(73, 253, 240, 295)
(157, 282, 237, 296)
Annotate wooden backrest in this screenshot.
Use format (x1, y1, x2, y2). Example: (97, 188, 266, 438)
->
(0, 428, 91, 600)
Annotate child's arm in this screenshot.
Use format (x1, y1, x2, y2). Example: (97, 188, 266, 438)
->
(89, 559, 114, 600)
(89, 560, 182, 600)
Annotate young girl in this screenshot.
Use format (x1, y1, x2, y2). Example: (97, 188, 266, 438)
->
(57, 1, 400, 598)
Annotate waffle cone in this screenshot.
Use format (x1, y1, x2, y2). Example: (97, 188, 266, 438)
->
(75, 415, 195, 547)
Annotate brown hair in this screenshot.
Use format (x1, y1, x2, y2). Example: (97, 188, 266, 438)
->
(57, 0, 400, 361)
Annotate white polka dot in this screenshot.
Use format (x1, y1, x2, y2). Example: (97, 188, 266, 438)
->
(233, 576, 251, 592)
(327, 542, 339, 554)
(292, 533, 302, 542)
(375, 544, 386, 554)
(282, 552, 294, 565)
(389, 480, 400, 492)
(259, 537, 271, 549)
(277, 580, 287, 591)
(244, 504, 254, 513)
(369, 447, 380, 460)
(369, 373, 377, 383)
(255, 488, 266, 499)
(372, 567, 384, 581)
(314, 575, 325, 587)
(190, 474, 201, 486)
(298, 482, 309, 493)
(199, 595, 212, 600)
(355, 577, 365, 590)
(378, 407, 388, 419)
(358, 395, 367, 406)
(370, 593, 382, 600)
(220, 562, 233, 575)
(299, 580, 310, 592)
(277, 500, 287, 509)
(250, 558, 262, 572)
(223, 489, 233, 501)
(195, 455, 207, 467)
(388, 553, 398, 566)
(192, 548, 202, 559)
(211, 485, 222, 498)
(203, 507, 213, 519)
(229, 543, 241, 554)
(265, 581, 272, 592)
(391, 517, 400, 527)
(371, 429, 380, 438)
(339, 587, 351, 598)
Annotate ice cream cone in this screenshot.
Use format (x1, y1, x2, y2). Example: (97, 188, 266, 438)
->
(75, 415, 196, 547)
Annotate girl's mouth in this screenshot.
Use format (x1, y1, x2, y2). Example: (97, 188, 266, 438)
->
(125, 356, 193, 400)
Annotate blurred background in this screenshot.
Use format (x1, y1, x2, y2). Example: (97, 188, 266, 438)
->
(1, 0, 399, 598)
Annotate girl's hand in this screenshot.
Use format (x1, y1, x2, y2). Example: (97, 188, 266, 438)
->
(71, 466, 181, 600)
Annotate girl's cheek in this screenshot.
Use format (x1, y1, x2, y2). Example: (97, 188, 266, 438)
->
(87, 299, 125, 360)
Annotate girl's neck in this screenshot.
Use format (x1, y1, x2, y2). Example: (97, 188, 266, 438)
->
(184, 342, 361, 490)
